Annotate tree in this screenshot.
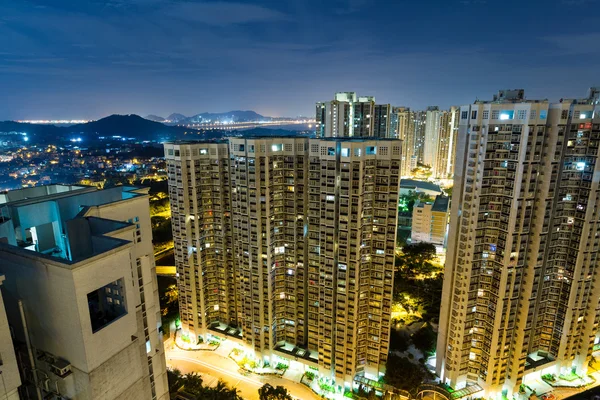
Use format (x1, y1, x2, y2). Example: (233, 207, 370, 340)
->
(412, 323, 437, 356)
(384, 354, 429, 391)
(167, 368, 184, 395)
(258, 383, 293, 400)
(395, 243, 437, 278)
(183, 372, 204, 396)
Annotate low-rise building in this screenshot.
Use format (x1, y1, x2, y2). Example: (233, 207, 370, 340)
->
(0, 184, 167, 400)
(411, 195, 449, 249)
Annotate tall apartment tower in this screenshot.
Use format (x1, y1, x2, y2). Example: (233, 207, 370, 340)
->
(434, 107, 460, 179)
(392, 107, 414, 175)
(424, 106, 441, 168)
(165, 138, 401, 386)
(437, 89, 600, 397)
(412, 111, 427, 165)
(0, 275, 20, 400)
(316, 92, 392, 138)
(0, 185, 168, 400)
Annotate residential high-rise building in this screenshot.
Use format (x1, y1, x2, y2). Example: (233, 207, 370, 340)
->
(0, 185, 168, 400)
(165, 137, 401, 386)
(424, 106, 441, 168)
(316, 92, 392, 138)
(0, 275, 20, 400)
(437, 88, 600, 397)
(434, 107, 460, 179)
(373, 104, 391, 138)
(411, 111, 427, 166)
(392, 107, 414, 176)
(411, 195, 449, 249)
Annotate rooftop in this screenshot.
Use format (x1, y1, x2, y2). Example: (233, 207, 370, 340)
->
(432, 195, 450, 212)
(400, 179, 442, 193)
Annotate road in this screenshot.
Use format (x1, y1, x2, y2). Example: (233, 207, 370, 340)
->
(165, 346, 320, 400)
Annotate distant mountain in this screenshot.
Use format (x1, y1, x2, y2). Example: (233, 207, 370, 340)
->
(184, 110, 269, 124)
(67, 114, 193, 138)
(167, 113, 187, 123)
(145, 114, 165, 122)
(0, 114, 198, 143)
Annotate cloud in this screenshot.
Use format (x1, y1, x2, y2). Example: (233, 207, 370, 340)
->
(165, 2, 287, 26)
(542, 32, 600, 55)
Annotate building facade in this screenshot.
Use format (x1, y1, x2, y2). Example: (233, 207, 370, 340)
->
(0, 275, 20, 400)
(316, 92, 393, 138)
(437, 89, 600, 397)
(424, 106, 441, 168)
(0, 184, 168, 400)
(435, 107, 460, 179)
(411, 195, 449, 248)
(165, 138, 401, 386)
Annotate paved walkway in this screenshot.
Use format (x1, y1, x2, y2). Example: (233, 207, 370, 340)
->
(165, 339, 321, 400)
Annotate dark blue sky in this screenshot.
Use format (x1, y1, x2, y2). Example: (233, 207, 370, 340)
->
(1, 0, 599, 119)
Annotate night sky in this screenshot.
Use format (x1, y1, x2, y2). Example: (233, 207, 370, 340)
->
(1, 0, 599, 120)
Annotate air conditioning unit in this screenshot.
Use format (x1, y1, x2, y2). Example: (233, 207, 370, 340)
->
(50, 359, 72, 379)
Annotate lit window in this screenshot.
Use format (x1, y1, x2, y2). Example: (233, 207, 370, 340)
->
(214, 304, 219, 311)
(275, 246, 285, 254)
(280, 292, 286, 299)
(499, 110, 514, 120)
(366, 146, 376, 155)
(576, 162, 586, 171)
(326, 195, 335, 201)
(271, 144, 283, 152)
(540, 110, 547, 119)
(146, 340, 152, 353)
(341, 148, 350, 157)
(200, 148, 208, 155)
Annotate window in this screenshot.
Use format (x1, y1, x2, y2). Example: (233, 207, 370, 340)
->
(341, 148, 350, 157)
(517, 110, 527, 120)
(167, 149, 174, 156)
(499, 110, 514, 120)
(574, 110, 581, 119)
(327, 147, 335, 156)
(471, 110, 477, 119)
(366, 146, 376, 155)
(540, 110, 547, 119)
(311, 144, 319, 153)
(530, 110, 537, 119)
(174, 150, 180, 156)
(354, 148, 362, 157)
(482, 110, 489, 119)
(491, 110, 499, 119)
(199, 148, 208, 155)
(87, 278, 127, 333)
(239, 144, 245, 152)
(271, 144, 283, 152)
(461, 111, 468, 119)
(248, 145, 255, 153)
(561, 110, 569, 119)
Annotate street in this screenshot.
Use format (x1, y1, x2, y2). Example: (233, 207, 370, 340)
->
(165, 344, 321, 400)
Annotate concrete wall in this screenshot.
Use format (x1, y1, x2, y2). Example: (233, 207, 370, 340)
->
(0, 276, 21, 400)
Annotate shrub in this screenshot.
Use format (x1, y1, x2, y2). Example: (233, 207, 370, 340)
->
(276, 362, 288, 370)
(305, 371, 315, 381)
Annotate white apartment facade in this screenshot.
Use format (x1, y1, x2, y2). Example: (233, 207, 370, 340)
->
(437, 88, 600, 397)
(165, 137, 401, 386)
(0, 185, 168, 400)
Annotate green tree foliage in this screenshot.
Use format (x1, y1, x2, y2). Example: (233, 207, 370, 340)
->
(258, 383, 293, 400)
(166, 370, 243, 399)
(389, 329, 410, 352)
(384, 355, 429, 391)
(395, 242, 437, 278)
(152, 216, 172, 243)
(412, 323, 437, 356)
